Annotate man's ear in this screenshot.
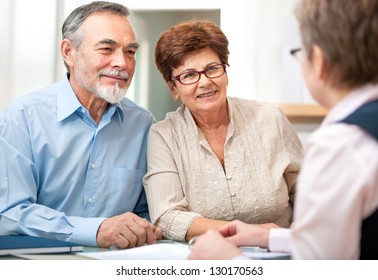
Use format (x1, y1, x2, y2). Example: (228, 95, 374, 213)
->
(166, 81, 180, 101)
(311, 45, 328, 81)
(61, 39, 75, 69)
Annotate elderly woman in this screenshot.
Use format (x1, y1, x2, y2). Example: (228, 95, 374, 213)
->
(143, 19, 303, 242)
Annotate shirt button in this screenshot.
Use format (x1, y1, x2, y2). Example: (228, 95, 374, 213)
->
(81, 108, 86, 114)
(226, 175, 232, 180)
(230, 193, 236, 197)
(91, 163, 96, 169)
(88, 197, 93, 203)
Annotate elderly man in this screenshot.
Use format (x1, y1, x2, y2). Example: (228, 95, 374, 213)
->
(0, 1, 162, 249)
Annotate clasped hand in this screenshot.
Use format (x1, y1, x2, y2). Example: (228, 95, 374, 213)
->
(96, 212, 163, 249)
(188, 220, 272, 260)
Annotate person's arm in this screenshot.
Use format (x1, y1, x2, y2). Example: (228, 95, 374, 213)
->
(185, 217, 229, 241)
(219, 220, 270, 248)
(268, 228, 292, 253)
(144, 125, 202, 241)
(291, 126, 374, 259)
(278, 108, 303, 207)
(0, 129, 162, 249)
(188, 229, 244, 260)
(0, 109, 105, 246)
(0, 124, 105, 246)
(96, 212, 162, 248)
(186, 218, 279, 241)
(144, 124, 283, 241)
(188, 221, 276, 260)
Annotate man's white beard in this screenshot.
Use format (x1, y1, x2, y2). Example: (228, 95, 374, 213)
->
(74, 57, 129, 104)
(94, 82, 127, 104)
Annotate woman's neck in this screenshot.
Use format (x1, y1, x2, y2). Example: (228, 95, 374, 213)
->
(192, 102, 229, 131)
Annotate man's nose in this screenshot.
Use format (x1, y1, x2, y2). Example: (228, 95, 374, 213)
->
(110, 49, 127, 69)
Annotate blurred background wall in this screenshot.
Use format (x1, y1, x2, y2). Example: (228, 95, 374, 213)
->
(0, 0, 319, 142)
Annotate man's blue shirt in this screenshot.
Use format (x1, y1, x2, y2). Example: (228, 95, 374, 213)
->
(0, 77, 155, 246)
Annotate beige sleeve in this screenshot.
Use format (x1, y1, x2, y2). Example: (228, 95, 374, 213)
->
(143, 125, 201, 241)
(278, 109, 303, 206)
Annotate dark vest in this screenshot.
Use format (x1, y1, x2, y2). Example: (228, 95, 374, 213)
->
(340, 99, 378, 259)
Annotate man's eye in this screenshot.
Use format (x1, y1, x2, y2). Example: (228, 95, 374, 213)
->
(125, 50, 136, 56)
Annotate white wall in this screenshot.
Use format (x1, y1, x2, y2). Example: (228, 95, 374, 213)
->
(0, 0, 12, 108)
(0, 0, 61, 107)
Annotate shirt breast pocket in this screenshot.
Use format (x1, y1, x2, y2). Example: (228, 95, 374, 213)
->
(108, 167, 144, 213)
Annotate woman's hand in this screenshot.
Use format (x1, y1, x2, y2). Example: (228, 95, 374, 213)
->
(188, 229, 243, 260)
(219, 220, 271, 248)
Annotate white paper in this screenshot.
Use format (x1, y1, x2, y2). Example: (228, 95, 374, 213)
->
(77, 242, 291, 260)
(78, 243, 190, 260)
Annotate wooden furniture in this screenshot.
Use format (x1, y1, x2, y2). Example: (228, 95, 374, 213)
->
(279, 104, 327, 123)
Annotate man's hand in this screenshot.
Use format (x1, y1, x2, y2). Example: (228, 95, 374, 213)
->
(96, 212, 163, 248)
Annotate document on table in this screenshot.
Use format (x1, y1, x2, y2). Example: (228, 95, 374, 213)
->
(77, 242, 290, 260)
(78, 242, 190, 260)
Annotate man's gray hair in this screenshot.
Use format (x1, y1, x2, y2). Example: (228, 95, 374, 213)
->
(62, 1, 131, 71)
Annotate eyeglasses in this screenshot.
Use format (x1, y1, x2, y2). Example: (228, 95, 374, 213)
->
(290, 48, 303, 61)
(171, 63, 227, 85)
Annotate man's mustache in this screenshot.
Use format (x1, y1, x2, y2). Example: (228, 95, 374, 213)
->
(99, 69, 129, 81)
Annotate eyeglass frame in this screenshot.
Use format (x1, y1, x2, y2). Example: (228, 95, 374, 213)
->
(171, 63, 227, 85)
(290, 48, 303, 61)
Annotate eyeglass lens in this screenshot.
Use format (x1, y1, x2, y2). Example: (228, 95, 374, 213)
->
(177, 64, 225, 85)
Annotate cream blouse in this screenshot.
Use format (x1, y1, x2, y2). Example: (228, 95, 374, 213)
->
(143, 97, 303, 241)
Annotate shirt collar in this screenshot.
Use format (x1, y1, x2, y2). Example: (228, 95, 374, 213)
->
(323, 83, 378, 126)
(57, 75, 82, 123)
(111, 102, 125, 123)
(57, 74, 125, 123)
